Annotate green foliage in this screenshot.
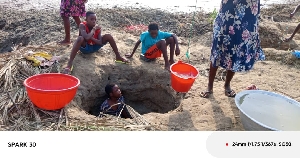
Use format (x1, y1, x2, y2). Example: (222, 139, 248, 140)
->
(209, 8, 218, 24)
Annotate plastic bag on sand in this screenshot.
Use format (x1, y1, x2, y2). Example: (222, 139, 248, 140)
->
(24, 51, 60, 67)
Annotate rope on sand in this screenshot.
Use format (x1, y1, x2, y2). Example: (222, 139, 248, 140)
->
(98, 102, 151, 126)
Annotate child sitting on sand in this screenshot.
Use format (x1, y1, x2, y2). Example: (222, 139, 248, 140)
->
(63, 11, 129, 74)
(99, 83, 132, 119)
(125, 22, 180, 71)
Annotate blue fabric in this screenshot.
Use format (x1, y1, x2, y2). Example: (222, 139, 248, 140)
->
(140, 30, 172, 54)
(100, 96, 125, 117)
(80, 44, 105, 54)
(210, 0, 265, 72)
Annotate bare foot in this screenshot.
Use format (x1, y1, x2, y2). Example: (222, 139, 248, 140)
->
(283, 37, 292, 42)
(165, 64, 171, 72)
(57, 39, 71, 45)
(116, 56, 129, 63)
(62, 67, 71, 74)
(169, 60, 175, 65)
(125, 53, 133, 58)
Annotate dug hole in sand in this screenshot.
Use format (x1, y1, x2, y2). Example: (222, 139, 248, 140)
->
(66, 42, 185, 124)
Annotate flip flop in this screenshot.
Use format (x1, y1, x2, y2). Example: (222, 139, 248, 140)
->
(115, 59, 129, 64)
(140, 54, 156, 62)
(225, 90, 236, 97)
(200, 91, 213, 98)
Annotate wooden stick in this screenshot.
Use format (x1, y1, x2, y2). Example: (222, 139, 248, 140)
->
(56, 108, 64, 131)
(64, 107, 69, 126)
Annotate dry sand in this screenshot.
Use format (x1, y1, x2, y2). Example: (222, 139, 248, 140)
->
(1, 1, 300, 131)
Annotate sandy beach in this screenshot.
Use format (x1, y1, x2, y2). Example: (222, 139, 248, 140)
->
(1, 0, 300, 131)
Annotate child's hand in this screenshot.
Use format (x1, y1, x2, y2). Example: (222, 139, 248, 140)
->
(94, 25, 101, 30)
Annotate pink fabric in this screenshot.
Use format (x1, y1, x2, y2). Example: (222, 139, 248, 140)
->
(60, 0, 86, 17)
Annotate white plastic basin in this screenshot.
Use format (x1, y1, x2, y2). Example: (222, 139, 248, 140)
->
(235, 90, 300, 131)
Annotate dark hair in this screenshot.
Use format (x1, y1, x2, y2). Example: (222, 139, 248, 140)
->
(105, 83, 116, 98)
(86, 11, 96, 18)
(148, 22, 159, 31)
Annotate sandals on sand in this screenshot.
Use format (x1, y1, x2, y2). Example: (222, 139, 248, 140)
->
(115, 60, 129, 64)
(200, 89, 236, 98)
(225, 89, 236, 97)
(140, 54, 156, 62)
(115, 57, 130, 64)
(200, 91, 213, 98)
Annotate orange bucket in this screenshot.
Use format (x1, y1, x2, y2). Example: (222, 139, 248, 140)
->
(170, 61, 199, 93)
(24, 73, 80, 110)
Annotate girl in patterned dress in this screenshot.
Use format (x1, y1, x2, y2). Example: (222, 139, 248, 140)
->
(59, 0, 87, 45)
(200, 0, 265, 98)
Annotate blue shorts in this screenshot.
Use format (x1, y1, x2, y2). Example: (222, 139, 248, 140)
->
(80, 43, 106, 54)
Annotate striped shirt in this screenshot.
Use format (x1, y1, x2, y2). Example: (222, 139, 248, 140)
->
(100, 96, 125, 116)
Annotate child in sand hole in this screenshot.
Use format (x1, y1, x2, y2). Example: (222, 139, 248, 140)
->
(63, 11, 129, 74)
(99, 83, 132, 119)
(126, 22, 180, 71)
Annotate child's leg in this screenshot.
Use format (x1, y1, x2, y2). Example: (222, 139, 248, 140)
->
(284, 22, 300, 42)
(59, 16, 71, 44)
(64, 36, 86, 73)
(291, 4, 300, 18)
(72, 16, 81, 27)
(101, 34, 128, 62)
(156, 40, 170, 71)
(166, 37, 175, 64)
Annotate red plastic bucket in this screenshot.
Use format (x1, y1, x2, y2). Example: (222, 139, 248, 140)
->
(24, 73, 80, 110)
(170, 61, 199, 92)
